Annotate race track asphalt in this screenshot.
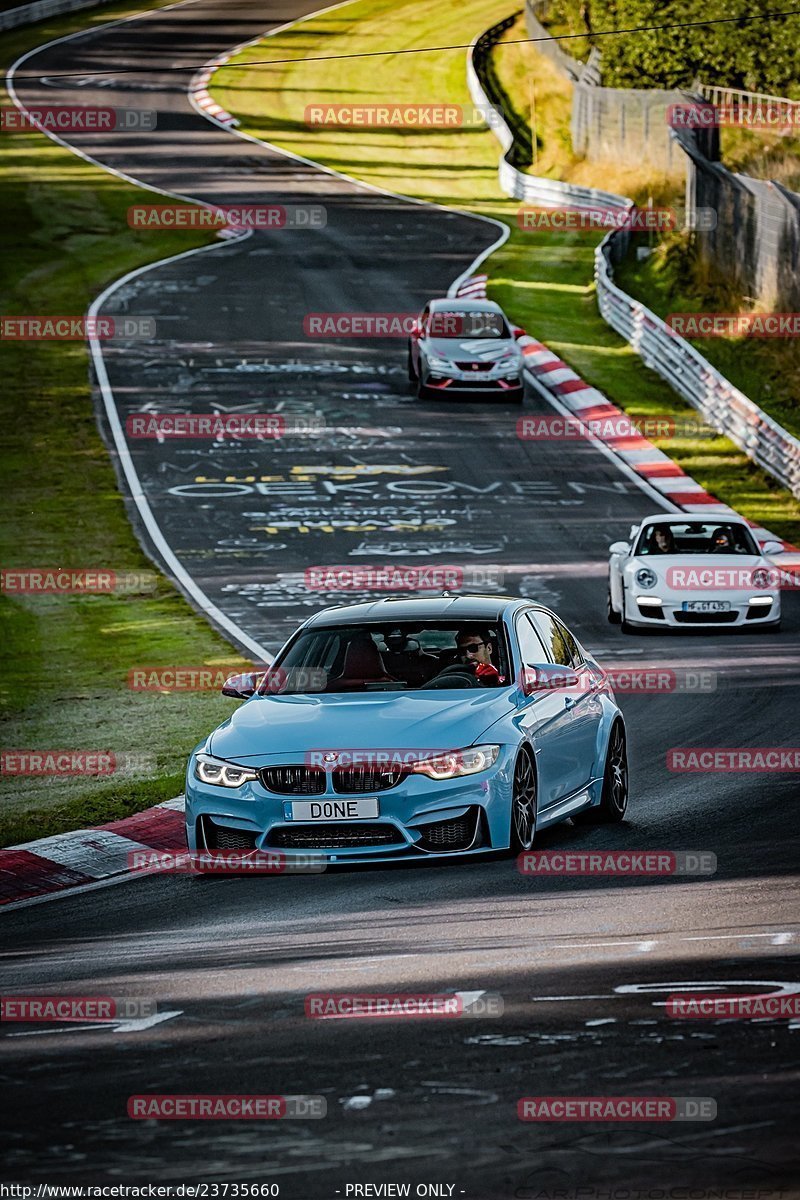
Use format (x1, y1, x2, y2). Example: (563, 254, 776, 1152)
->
(5, 0, 800, 1192)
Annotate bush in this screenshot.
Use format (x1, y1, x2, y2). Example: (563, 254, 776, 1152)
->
(537, 0, 800, 97)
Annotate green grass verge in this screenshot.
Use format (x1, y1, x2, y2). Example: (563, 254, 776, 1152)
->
(211, 0, 800, 543)
(0, 0, 253, 847)
(616, 236, 800, 442)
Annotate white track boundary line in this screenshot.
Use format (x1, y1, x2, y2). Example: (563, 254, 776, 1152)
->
(184, 0, 510, 293)
(524, 371, 683, 514)
(185, 6, 691, 513)
(6, 0, 274, 663)
(87, 240, 275, 663)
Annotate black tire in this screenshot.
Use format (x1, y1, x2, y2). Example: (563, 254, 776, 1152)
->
(417, 380, 432, 400)
(510, 748, 537, 852)
(607, 588, 621, 625)
(573, 722, 628, 824)
(407, 347, 417, 382)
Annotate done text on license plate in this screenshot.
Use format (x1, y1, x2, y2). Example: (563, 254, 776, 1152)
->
(285, 798, 379, 821)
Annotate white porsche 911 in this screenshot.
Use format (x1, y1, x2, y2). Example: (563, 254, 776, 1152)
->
(607, 514, 784, 632)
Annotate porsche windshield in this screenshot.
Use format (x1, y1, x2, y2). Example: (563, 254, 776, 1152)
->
(636, 522, 759, 557)
(260, 622, 511, 693)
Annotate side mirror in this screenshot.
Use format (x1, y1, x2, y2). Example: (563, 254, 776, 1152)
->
(760, 540, 784, 556)
(609, 541, 630, 555)
(409, 320, 422, 339)
(512, 326, 526, 340)
(221, 671, 263, 699)
(521, 663, 580, 697)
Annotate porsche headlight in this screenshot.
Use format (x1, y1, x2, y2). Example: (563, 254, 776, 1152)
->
(635, 566, 658, 589)
(412, 744, 500, 781)
(194, 753, 258, 788)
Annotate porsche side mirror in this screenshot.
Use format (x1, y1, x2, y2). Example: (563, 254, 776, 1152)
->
(521, 663, 580, 697)
(609, 541, 630, 555)
(761, 540, 784, 556)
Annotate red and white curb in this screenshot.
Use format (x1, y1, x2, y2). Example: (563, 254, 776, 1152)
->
(0, 796, 185, 910)
(459, 275, 799, 557)
(191, 53, 239, 126)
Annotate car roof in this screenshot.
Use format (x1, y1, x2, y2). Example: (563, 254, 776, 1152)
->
(428, 297, 504, 313)
(638, 513, 748, 527)
(302, 594, 535, 627)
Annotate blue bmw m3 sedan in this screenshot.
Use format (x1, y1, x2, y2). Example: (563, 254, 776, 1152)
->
(185, 595, 628, 865)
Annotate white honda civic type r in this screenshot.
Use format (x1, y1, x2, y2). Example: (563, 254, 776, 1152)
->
(607, 514, 784, 632)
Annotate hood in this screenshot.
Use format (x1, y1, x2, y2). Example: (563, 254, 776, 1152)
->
(208, 689, 515, 761)
(426, 337, 519, 362)
(628, 552, 764, 571)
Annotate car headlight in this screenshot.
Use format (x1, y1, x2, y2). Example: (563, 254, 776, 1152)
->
(411, 744, 500, 781)
(635, 566, 658, 589)
(194, 753, 258, 788)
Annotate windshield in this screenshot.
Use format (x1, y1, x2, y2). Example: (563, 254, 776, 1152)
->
(426, 310, 509, 339)
(261, 621, 511, 694)
(636, 521, 758, 557)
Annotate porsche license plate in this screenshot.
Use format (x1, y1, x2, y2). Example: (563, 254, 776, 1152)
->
(286, 799, 379, 821)
(682, 600, 731, 613)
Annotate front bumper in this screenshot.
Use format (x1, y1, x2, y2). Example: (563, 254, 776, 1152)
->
(422, 365, 523, 394)
(625, 592, 780, 627)
(185, 747, 516, 864)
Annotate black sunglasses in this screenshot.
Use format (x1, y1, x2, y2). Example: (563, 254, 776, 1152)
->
(459, 642, 485, 653)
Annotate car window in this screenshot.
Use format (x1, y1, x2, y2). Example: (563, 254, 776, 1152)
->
(555, 619, 583, 666)
(636, 521, 758, 556)
(516, 614, 548, 666)
(528, 611, 573, 667)
(265, 621, 510, 693)
(427, 309, 509, 339)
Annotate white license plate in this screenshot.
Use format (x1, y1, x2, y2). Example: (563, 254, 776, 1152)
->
(682, 600, 731, 613)
(286, 798, 379, 821)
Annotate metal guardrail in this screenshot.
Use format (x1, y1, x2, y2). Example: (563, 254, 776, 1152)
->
(0, 0, 112, 30)
(468, 21, 800, 500)
(595, 234, 800, 497)
(468, 25, 630, 214)
(695, 83, 800, 127)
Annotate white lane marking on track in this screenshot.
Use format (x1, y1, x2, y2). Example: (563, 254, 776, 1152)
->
(525, 370, 682, 514)
(8, 0, 506, 664)
(6, 1010, 182, 1035)
(183, 0, 510, 294)
(14, 830, 152, 876)
(87, 240, 274, 663)
(6, 1, 273, 664)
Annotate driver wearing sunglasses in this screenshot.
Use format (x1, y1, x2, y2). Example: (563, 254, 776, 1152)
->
(455, 628, 504, 687)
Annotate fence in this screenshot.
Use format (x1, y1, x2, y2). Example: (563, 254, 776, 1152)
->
(526, 0, 687, 174)
(696, 83, 800, 132)
(468, 21, 800, 499)
(523, 4, 582, 82)
(470, 21, 630, 212)
(0, 0, 112, 30)
(675, 116, 800, 313)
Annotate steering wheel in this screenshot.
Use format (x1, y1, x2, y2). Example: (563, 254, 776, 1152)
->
(419, 663, 480, 689)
